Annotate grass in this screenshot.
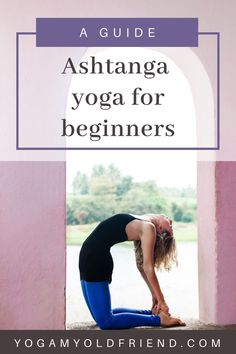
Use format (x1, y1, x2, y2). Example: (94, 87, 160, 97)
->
(67, 222, 197, 246)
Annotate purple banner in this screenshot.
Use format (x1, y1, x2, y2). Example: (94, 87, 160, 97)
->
(36, 18, 198, 47)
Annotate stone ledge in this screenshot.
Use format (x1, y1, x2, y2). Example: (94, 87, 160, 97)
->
(67, 319, 236, 330)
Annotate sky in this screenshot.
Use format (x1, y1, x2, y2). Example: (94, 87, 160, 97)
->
(66, 150, 197, 192)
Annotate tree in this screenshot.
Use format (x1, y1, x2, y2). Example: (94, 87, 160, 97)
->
(72, 171, 89, 195)
(107, 164, 121, 180)
(67, 202, 78, 225)
(116, 176, 133, 197)
(77, 211, 89, 224)
(171, 202, 184, 222)
(119, 184, 170, 215)
(91, 164, 106, 177)
(182, 211, 194, 223)
(90, 176, 117, 196)
(68, 164, 196, 225)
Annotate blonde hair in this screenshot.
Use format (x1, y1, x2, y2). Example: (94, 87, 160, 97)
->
(134, 233, 178, 271)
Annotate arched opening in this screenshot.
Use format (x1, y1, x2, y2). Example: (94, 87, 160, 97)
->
(65, 46, 214, 328)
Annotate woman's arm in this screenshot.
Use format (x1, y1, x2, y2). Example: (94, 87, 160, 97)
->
(134, 242, 157, 309)
(136, 265, 158, 311)
(136, 265, 155, 296)
(140, 222, 169, 314)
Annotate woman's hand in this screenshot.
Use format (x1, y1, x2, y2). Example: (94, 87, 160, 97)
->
(152, 300, 170, 315)
(151, 297, 158, 312)
(158, 300, 169, 314)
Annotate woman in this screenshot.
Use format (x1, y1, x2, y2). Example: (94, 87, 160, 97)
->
(79, 213, 185, 329)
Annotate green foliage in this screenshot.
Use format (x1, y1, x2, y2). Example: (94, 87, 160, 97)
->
(172, 202, 183, 222)
(171, 201, 196, 223)
(67, 164, 196, 225)
(72, 171, 89, 195)
(66, 201, 79, 225)
(119, 184, 169, 215)
(182, 211, 194, 223)
(116, 176, 133, 197)
(91, 164, 106, 177)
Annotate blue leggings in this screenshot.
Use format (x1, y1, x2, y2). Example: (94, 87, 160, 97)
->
(81, 280, 161, 329)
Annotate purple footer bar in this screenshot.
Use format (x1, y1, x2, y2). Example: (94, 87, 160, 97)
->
(36, 18, 198, 47)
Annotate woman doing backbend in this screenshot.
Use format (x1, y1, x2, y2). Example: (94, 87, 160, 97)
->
(79, 213, 185, 329)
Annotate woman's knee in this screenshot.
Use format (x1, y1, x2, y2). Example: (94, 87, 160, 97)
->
(95, 313, 114, 330)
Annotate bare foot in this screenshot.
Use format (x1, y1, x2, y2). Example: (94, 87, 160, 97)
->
(159, 311, 186, 327)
